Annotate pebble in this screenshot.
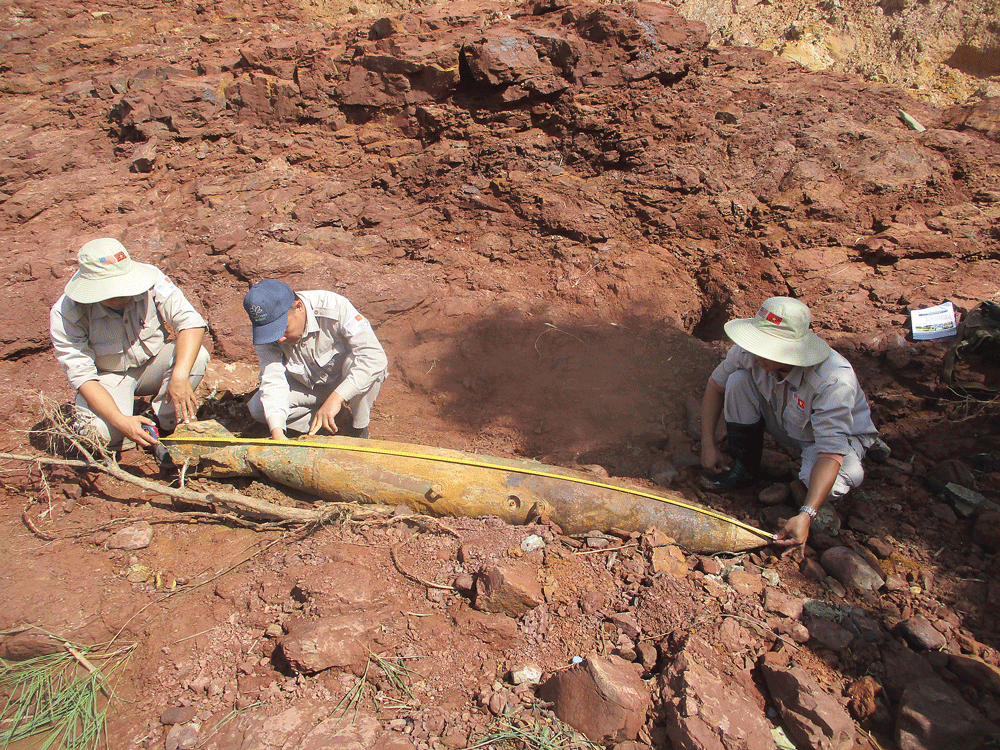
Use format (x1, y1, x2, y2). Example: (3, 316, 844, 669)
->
(896, 616, 946, 651)
(520, 534, 545, 553)
(865, 538, 893, 559)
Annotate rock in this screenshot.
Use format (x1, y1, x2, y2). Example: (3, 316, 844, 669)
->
(824, 576, 847, 599)
(0, 630, 64, 660)
(538, 655, 650, 745)
(806, 617, 854, 652)
(649, 458, 679, 487)
(760, 653, 856, 750)
(279, 614, 371, 674)
(865, 537, 893, 559)
(510, 663, 543, 686)
(895, 616, 946, 651)
(764, 589, 803, 620)
(801, 558, 826, 582)
(820, 547, 884, 593)
(474, 562, 544, 618)
(660, 635, 775, 750)
(942, 96, 1000, 142)
(131, 141, 157, 173)
(161, 705, 198, 725)
(973, 510, 1000, 552)
(610, 611, 641, 640)
(896, 677, 999, 750)
(107, 521, 154, 550)
(725, 568, 764, 597)
(165, 723, 199, 750)
(651, 544, 689, 577)
(949, 654, 1000, 696)
(846, 676, 882, 721)
(520, 534, 545, 553)
(636, 642, 658, 671)
(697, 556, 723, 576)
(942, 483, 993, 518)
(759, 483, 790, 506)
(880, 643, 936, 701)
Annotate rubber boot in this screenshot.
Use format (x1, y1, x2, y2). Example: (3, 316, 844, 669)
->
(700, 420, 764, 491)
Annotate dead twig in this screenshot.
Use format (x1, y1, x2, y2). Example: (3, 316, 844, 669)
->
(65, 644, 112, 699)
(573, 542, 638, 556)
(389, 544, 455, 591)
(0, 451, 332, 524)
(21, 501, 56, 541)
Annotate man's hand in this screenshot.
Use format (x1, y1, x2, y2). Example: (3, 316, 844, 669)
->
(774, 512, 811, 560)
(115, 413, 159, 448)
(309, 392, 345, 436)
(166, 375, 199, 425)
(701, 443, 731, 474)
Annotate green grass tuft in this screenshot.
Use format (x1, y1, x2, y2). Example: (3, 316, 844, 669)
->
(0, 638, 134, 750)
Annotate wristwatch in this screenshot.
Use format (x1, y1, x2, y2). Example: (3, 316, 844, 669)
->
(799, 505, 818, 519)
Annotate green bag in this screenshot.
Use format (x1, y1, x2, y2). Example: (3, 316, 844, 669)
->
(942, 301, 1000, 395)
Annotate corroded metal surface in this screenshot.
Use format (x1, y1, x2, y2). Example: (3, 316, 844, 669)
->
(165, 421, 771, 554)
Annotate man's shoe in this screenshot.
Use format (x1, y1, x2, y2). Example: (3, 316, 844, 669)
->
(343, 425, 369, 439)
(699, 458, 757, 492)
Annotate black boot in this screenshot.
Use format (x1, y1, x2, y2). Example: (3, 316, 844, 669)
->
(700, 420, 764, 491)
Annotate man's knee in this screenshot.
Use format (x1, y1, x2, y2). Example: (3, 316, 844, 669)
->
(247, 391, 266, 423)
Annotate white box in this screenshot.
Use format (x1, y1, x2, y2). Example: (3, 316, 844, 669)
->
(910, 301, 958, 340)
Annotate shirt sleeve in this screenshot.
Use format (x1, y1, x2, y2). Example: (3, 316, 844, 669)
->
(256, 343, 291, 433)
(153, 273, 207, 331)
(809, 377, 858, 455)
(710, 345, 747, 388)
(50, 296, 100, 391)
(332, 301, 388, 403)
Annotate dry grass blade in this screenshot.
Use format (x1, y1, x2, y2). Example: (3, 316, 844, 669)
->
(329, 658, 371, 726)
(369, 651, 421, 700)
(0, 637, 135, 750)
(468, 713, 599, 750)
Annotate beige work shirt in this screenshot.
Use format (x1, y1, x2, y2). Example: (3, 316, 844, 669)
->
(710, 344, 878, 456)
(50, 271, 208, 391)
(255, 290, 388, 433)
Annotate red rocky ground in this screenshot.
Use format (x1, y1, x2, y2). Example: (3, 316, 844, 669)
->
(1, 1, 999, 749)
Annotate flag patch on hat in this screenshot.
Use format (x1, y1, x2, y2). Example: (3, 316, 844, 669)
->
(757, 306, 783, 325)
(99, 251, 127, 265)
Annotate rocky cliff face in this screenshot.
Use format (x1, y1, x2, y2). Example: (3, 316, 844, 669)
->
(671, 0, 1000, 107)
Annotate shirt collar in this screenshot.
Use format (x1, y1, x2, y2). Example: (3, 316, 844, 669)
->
(782, 366, 805, 388)
(301, 296, 320, 338)
(90, 298, 136, 319)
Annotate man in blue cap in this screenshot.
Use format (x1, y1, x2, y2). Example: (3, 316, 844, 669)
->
(699, 297, 878, 557)
(243, 279, 388, 440)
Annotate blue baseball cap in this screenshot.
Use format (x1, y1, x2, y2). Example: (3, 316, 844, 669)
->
(243, 279, 296, 345)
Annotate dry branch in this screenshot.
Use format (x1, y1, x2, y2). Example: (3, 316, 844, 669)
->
(0, 451, 331, 524)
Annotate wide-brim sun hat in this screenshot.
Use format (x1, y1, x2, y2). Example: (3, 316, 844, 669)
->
(723, 296, 831, 367)
(64, 238, 160, 304)
(244, 279, 296, 345)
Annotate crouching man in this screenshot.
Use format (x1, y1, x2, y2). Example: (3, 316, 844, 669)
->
(243, 279, 388, 440)
(50, 238, 210, 451)
(699, 297, 878, 558)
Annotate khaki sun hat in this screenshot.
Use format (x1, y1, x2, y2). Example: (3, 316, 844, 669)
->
(723, 297, 831, 367)
(64, 238, 160, 304)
